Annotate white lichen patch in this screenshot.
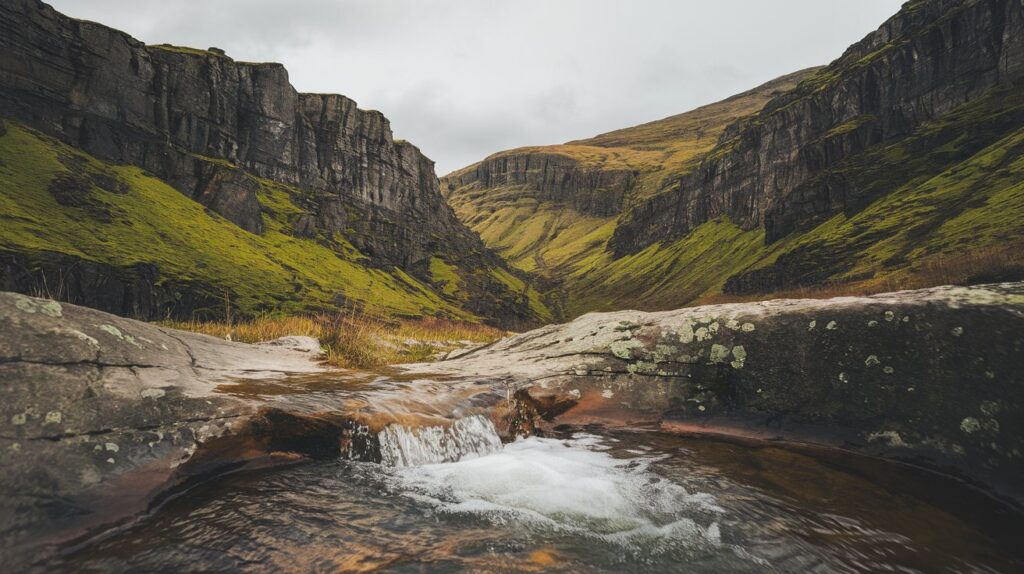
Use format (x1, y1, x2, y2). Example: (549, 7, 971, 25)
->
(601, 389, 614, 399)
(865, 355, 880, 367)
(38, 300, 63, 317)
(651, 344, 678, 363)
(100, 324, 124, 339)
(838, 372, 849, 383)
(695, 326, 711, 342)
(883, 366, 894, 374)
(609, 339, 644, 359)
(709, 344, 730, 364)
(104, 442, 120, 452)
(627, 361, 659, 375)
(68, 329, 99, 347)
(708, 322, 720, 334)
(884, 311, 895, 322)
(960, 417, 981, 434)
(11, 294, 63, 317)
(868, 320, 879, 327)
(44, 411, 62, 424)
(826, 321, 838, 331)
(11, 413, 26, 425)
(730, 345, 747, 369)
(140, 388, 166, 399)
(808, 320, 817, 331)
(677, 321, 695, 344)
(726, 319, 740, 331)
(741, 322, 755, 332)
(951, 326, 964, 337)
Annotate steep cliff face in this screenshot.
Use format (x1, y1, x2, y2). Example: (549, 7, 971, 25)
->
(0, 0, 548, 325)
(443, 70, 813, 287)
(612, 0, 1024, 255)
(445, 149, 638, 219)
(449, 0, 1024, 318)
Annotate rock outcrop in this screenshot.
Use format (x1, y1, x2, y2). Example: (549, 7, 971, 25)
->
(0, 292, 324, 566)
(410, 282, 1024, 504)
(611, 0, 1024, 254)
(0, 292, 512, 568)
(3, 283, 1023, 566)
(0, 0, 541, 324)
(445, 151, 635, 218)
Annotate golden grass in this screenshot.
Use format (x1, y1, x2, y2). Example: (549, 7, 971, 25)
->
(162, 312, 506, 369)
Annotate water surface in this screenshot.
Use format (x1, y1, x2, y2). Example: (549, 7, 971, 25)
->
(53, 426, 1023, 573)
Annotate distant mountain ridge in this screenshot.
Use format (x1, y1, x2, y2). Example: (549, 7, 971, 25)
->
(0, 0, 550, 325)
(445, 0, 1024, 318)
(442, 69, 814, 315)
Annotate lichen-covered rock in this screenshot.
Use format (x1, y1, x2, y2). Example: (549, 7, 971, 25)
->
(0, 293, 330, 567)
(412, 282, 1024, 502)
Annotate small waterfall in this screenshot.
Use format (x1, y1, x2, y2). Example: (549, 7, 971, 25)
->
(378, 415, 503, 467)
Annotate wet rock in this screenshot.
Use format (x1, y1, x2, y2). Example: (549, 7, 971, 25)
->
(0, 292, 326, 566)
(406, 282, 1024, 503)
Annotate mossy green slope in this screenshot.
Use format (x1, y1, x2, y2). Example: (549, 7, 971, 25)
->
(0, 121, 544, 321)
(560, 85, 1024, 314)
(449, 69, 1024, 319)
(445, 70, 816, 288)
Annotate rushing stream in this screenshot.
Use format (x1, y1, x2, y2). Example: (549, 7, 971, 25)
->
(51, 412, 1023, 573)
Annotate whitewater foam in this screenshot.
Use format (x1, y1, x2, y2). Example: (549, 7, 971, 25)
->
(386, 432, 723, 551)
(378, 415, 503, 467)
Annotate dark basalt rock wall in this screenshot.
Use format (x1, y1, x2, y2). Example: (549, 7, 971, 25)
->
(610, 0, 1024, 255)
(0, 0, 533, 323)
(444, 151, 634, 218)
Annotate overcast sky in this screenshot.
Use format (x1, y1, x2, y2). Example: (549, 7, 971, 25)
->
(49, 0, 904, 175)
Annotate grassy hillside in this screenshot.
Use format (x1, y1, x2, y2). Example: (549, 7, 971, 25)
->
(445, 70, 816, 286)
(448, 72, 1024, 319)
(0, 121, 548, 322)
(555, 85, 1024, 315)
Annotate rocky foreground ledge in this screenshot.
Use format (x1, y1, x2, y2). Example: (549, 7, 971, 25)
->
(411, 282, 1024, 499)
(0, 293, 330, 563)
(1, 284, 1023, 564)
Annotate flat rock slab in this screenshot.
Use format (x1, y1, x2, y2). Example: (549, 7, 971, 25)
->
(408, 283, 1024, 502)
(0, 292, 326, 566)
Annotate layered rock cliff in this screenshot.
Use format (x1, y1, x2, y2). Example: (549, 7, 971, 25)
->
(443, 70, 813, 293)
(448, 0, 1024, 317)
(0, 0, 548, 325)
(611, 0, 1024, 254)
(445, 150, 636, 219)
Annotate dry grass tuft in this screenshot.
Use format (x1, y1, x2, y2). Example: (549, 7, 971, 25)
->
(163, 312, 507, 369)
